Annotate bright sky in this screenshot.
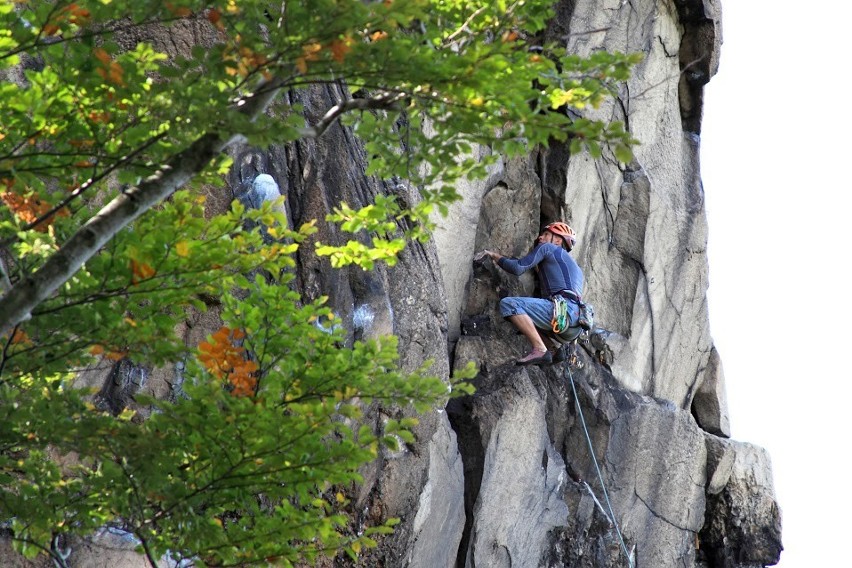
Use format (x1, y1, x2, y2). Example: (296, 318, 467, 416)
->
(701, 2, 852, 566)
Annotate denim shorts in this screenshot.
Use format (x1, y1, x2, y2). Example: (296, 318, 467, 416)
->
(499, 296, 579, 332)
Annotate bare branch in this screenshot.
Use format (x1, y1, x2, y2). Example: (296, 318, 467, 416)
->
(560, 27, 613, 39)
(0, 257, 11, 294)
(628, 56, 707, 101)
(445, 6, 487, 44)
(299, 92, 404, 139)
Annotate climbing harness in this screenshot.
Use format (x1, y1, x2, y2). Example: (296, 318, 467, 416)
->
(563, 362, 635, 568)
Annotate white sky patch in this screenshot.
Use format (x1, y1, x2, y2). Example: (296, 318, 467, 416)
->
(701, 2, 852, 565)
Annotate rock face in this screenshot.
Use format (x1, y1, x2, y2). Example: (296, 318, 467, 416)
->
(3, 0, 783, 566)
(431, 0, 781, 566)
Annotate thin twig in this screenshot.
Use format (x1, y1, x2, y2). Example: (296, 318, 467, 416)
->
(560, 27, 613, 39)
(299, 92, 405, 139)
(628, 55, 707, 101)
(445, 6, 487, 44)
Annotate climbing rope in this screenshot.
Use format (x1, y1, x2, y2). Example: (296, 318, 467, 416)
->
(564, 363, 635, 568)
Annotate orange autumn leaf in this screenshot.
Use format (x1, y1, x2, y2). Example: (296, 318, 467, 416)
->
(42, 3, 90, 35)
(66, 6, 91, 24)
(207, 7, 224, 29)
(330, 38, 351, 63)
(370, 30, 388, 42)
(240, 47, 267, 67)
(1, 191, 50, 224)
(130, 259, 156, 283)
(233, 47, 268, 76)
(222, 40, 269, 77)
(165, 2, 192, 17)
(229, 358, 259, 397)
(302, 42, 322, 60)
(108, 63, 125, 86)
(8, 329, 31, 346)
(198, 326, 243, 379)
(296, 42, 323, 74)
(92, 48, 125, 86)
(93, 47, 111, 65)
(0, 190, 66, 230)
(96, 61, 125, 87)
(198, 326, 257, 397)
(105, 350, 126, 361)
(89, 344, 105, 356)
(60, 3, 91, 23)
(87, 110, 111, 123)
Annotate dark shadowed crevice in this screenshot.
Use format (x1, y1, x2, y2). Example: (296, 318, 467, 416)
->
(535, 141, 572, 225)
(445, 391, 486, 568)
(675, 0, 720, 134)
(94, 357, 149, 416)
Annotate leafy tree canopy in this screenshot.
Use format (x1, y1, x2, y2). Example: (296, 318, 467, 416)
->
(0, 0, 640, 333)
(0, 0, 640, 565)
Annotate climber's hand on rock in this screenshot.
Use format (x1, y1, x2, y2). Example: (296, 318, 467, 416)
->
(474, 250, 492, 262)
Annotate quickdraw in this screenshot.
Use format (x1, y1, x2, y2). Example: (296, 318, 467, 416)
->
(552, 289, 595, 332)
(551, 294, 570, 334)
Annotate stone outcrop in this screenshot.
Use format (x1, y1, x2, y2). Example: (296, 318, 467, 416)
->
(430, 0, 780, 566)
(3, 0, 784, 566)
(701, 438, 783, 566)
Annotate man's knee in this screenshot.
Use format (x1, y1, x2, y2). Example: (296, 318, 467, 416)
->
(499, 297, 521, 317)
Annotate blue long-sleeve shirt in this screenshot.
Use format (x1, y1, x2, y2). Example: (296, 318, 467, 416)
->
(497, 243, 584, 297)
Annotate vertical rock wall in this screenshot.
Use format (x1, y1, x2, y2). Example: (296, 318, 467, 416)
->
(435, 0, 782, 567)
(437, 0, 727, 422)
(3, 1, 784, 566)
(225, 83, 467, 568)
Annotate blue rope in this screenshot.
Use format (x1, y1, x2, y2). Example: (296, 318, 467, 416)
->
(565, 364, 634, 568)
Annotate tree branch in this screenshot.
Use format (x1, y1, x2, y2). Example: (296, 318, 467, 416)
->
(0, 257, 11, 294)
(444, 6, 487, 44)
(0, 76, 285, 336)
(299, 92, 404, 139)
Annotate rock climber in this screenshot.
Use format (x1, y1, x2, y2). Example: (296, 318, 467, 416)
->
(474, 221, 584, 366)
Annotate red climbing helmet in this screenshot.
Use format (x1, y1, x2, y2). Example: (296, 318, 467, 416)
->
(543, 221, 576, 250)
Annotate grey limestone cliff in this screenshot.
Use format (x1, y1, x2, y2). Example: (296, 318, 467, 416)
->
(2, 0, 783, 566)
(432, 0, 781, 566)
